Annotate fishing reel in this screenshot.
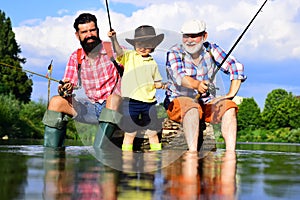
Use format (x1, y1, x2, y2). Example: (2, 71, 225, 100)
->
(207, 82, 218, 97)
(58, 80, 73, 98)
(194, 82, 219, 102)
(201, 82, 218, 98)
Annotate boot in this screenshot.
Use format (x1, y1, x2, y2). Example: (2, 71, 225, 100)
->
(44, 126, 66, 147)
(93, 122, 117, 149)
(42, 110, 68, 148)
(93, 108, 122, 149)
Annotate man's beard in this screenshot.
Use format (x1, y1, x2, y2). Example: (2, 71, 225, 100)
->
(183, 41, 203, 55)
(80, 36, 102, 54)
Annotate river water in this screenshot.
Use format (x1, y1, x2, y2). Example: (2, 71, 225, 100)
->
(0, 140, 299, 200)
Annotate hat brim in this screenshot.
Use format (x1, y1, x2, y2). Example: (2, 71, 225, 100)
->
(125, 33, 164, 48)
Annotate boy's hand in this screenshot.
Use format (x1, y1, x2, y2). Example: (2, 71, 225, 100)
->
(107, 30, 116, 38)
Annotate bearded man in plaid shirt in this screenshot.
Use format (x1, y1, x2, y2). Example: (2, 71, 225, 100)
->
(42, 13, 122, 149)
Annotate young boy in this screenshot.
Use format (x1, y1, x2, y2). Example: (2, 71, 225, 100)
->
(108, 25, 165, 151)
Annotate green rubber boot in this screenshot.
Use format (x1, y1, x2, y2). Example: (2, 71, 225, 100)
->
(42, 110, 68, 148)
(93, 122, 117, 149)
(93, 108, 122, 149)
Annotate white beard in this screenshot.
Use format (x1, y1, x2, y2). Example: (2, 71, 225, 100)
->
(183, 41, 203, 55)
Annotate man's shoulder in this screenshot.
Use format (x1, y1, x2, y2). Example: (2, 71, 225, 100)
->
(69, 48, 84, 59)
(203, 42, 220, 51)
(168, 44, 184, 53)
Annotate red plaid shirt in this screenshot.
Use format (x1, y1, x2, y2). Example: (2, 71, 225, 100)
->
(63, 46, 121, 103)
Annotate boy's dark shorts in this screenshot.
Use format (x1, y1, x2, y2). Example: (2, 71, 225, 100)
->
(120, 98, 161, 132)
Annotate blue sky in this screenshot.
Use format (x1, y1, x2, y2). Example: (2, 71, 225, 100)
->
(2, 0, 142, 26)
(1, 0, 300, 109)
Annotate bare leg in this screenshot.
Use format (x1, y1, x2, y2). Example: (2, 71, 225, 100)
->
(123, 131, 137, 145)
(47, 95, 76, 116)
(220, 151, 237, 197)
(221, 108, 237, 152)
(181, 151, 199, 198)
(146, 130, 159, 144)
(106, 94, 122, 110)
(183, 108, 199, 152)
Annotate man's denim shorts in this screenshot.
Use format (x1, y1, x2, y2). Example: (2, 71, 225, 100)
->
(73, 97, 106, 124)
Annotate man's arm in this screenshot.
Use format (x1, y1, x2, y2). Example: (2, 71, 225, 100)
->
(182, 76, 208, 94)
(166, 50, 209, 94)
(226, 79, 241, 99)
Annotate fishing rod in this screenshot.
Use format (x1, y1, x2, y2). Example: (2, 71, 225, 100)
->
(103, 0, 124, 77)
(0, 61, 60, 83)
(105, 0, 113, 31)
(208, 0, 268, 96)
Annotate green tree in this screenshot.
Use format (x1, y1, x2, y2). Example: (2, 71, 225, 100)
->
(0, 10, 32, 103)
(287, 96, 300, 129)
(237, 97, 262, 131)
(261, 89, 299, 130)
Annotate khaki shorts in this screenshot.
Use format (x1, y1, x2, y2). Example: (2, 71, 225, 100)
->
(167, 97, 238, 124)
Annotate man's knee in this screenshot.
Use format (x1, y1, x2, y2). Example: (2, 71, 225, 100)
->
(182, 108, 200, 125)
(167, 97, 202, 123)
(106, 94, 122, 110)
(48, 95, 65, 110)
(224, 107, 237, 118)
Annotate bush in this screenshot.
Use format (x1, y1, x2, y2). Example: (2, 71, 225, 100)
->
(0, 94, 22, 138)
(18, 99, 47, 138)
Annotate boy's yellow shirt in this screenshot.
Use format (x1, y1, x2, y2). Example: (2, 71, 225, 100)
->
(117, 50, 162, 102)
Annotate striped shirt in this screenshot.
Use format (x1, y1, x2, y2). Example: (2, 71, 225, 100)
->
(165, 42, 246, 102)
(63, 45, 121, 103)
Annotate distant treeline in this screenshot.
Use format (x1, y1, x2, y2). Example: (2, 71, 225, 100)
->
(1, 88, 300, 143)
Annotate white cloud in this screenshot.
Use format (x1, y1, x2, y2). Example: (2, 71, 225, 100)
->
(14, 0, 300, 64)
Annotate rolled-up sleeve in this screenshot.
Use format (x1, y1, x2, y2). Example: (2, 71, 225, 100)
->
(211, 43, 247, 82)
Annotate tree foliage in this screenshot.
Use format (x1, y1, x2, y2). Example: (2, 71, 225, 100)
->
(261, 89, 300, 130)
(0, 94, 79, 139)
(0, 10, 32, 103)
(237, 97, 262, 131)
(18, 99, 47, 138)
(0, 94, 21, 137)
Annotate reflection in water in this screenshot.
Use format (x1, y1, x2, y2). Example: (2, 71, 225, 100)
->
(43, 148, 68, 199)
(93, 147, 185, 173)
(163, 151, 237, 199)
(0, 147, 28, 200)
(1, 144, 300, 199)
(43, 147, 118, 200)
(93, 149, 237, 199)
(163, 152, 200, 199)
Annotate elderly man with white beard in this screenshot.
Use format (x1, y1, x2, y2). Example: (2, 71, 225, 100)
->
(164, 19, 247, 152)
